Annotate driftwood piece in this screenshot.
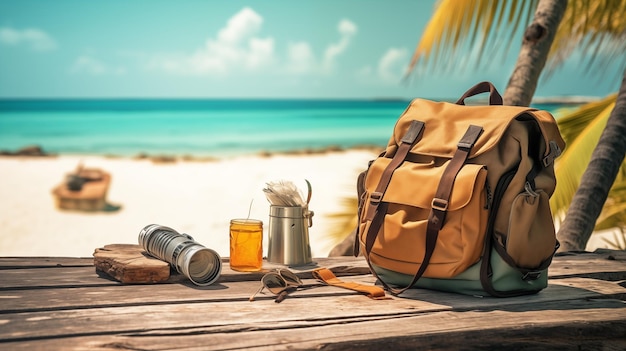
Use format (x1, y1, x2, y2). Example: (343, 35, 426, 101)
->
(51, 168, 112, 211)
(93, 244, 170, 284)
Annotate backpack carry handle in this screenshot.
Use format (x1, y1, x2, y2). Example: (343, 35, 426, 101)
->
(456, 81, 503, 106)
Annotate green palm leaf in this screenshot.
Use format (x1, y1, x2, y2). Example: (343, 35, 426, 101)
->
(407, 0, 537, 74)
(407, 0, 626, 77)
(550, 96, 617, 217)
(556, 94, 617, 146)
(550, 0, 626, 73)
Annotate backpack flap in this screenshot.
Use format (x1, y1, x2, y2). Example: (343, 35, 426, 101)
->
(360, 157, 489, 278)
(386, 99, 565, 162)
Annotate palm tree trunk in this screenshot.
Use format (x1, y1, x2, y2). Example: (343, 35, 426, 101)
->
(557, 69, 626, 252)
(503, 0, 568, 106)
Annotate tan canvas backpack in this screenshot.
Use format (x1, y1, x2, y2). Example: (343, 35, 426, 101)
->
(356, 82, 566, 297)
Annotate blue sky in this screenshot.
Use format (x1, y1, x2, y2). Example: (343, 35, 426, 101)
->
(0, 0, 623, 99)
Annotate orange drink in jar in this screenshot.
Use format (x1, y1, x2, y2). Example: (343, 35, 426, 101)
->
(229, 219, 263, 271)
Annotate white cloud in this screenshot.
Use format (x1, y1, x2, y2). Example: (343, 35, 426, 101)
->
(286, 42, 316, 74)
(147, 10, 358, 78)
(0, 26, 57, 51)
(246, 37, 275, 69)
(217, 7, 263, 44)
(149, 7, 275, 75)
(70, 55, 126, 75)
(378, 48, 409, 83)
(284, 18, 358, 76)
(322, 19, 357, 73)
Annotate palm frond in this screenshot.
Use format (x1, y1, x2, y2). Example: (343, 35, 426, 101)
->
(325, 197, 359, 245)
(599, 227, 626, 250)
(550, 100, 615, 216)
(407, 0, 626, 78)
(406, 0, 537, 75)
(549, 0, 626, 73)
(556, 94, 617, 147)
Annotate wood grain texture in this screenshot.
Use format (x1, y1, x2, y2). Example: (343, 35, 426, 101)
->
(92, 244, 170, 284)
(0, 250, 625, 350)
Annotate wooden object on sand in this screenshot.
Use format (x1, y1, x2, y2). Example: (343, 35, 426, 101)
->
(93, 244, 170, 284)
(51, 167, 111, 211)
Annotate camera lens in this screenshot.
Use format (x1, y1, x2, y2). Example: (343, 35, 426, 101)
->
(139, 224, 222, 286)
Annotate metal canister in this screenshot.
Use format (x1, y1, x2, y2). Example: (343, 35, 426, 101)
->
(139, 224, 222, 286)
(267, 206, 313, 266)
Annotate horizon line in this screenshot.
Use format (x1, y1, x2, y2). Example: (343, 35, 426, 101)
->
(0, 95, 602, 103)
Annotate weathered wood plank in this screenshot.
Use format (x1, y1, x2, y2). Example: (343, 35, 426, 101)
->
(0, 255, 369, 270)
(0, 257, 373, 289)
(1, 298, 624, 351)
(0, 250, 624, 350)
(1, 265, 625, 314)
(0, 294, 442, 341)
(0, 267, 356, 290)
(0, 257, 94, 269)
(0, 278, 350, 313)
(2, 250, 625, 312)
(1, 248, 623, 269)
(2, 250, 624, 286)
(1, 248, 624, 292)
(1, 275, 625, 341)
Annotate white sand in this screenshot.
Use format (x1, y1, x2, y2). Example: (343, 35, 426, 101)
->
(0, 149, 613, 259)
(0, 150, 378, 258)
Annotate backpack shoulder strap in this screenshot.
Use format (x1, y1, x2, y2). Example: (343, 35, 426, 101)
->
(363, 120, 425, 222)
(364, 124, 483, 295)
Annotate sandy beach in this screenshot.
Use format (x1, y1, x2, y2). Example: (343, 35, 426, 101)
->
(0, 148, 613, 259)
(0, 150, 378, 258)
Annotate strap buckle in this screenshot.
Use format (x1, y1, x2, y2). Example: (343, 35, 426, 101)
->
(431, 198, 449, 212)
(524, 181, 539, 197)
(370, 192, 383, 205)
(521, 271, 542, 281)
(542, 140, 562, 167)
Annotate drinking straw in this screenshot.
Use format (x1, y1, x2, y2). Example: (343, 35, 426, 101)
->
(246, 199, 254, 221)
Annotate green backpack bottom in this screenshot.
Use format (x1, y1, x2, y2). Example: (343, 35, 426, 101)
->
(371, 247, 549, 297)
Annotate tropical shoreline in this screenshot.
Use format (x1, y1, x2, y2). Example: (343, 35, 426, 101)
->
(0, 145, 612, 260)
(0, 148, 379, 259)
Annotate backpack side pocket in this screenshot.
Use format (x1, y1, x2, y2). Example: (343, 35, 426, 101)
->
(505, 187, 557, 269)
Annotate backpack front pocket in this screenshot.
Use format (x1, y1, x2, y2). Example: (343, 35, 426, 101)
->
(360, 158, 489, 278)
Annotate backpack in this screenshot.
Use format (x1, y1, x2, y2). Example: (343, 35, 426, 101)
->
(355, 82, 565, 297)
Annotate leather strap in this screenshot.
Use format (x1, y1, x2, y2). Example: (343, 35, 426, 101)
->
(492, 239, 558, 278)
(428, 125, 483, 233)
(395, 125, 483, 295)
(363, 120, 424, 222)
(360, 120, 424, 295)
(353, 170, 368, 257)
(312, 268, 388, 300)
(479, 237, 539, 297)
(364, 124, 483, 295)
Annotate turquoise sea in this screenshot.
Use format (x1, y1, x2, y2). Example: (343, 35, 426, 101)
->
(0, 99, 578, 158)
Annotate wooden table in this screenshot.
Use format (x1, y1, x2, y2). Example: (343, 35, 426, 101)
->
(1, 249, 625, 350)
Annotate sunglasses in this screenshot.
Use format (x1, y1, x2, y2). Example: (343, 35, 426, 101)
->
(249, 269, 303, 303)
